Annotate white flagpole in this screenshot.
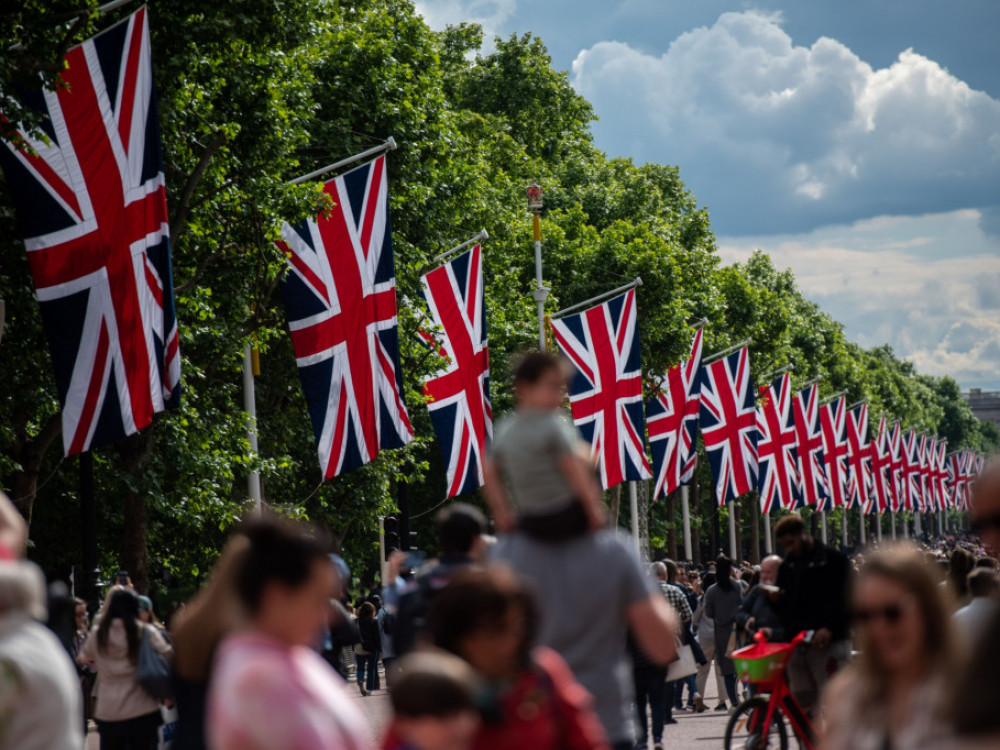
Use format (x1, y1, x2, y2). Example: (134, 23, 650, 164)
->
(527, 181, 548, 351)
(938, 510, 944, 537)
(681, 485, 693, 560)
(877, 512, 883, 541)
(859, 509, 866, 546)
(890, 510, 897, 539)
(629, 481, 640, 554)
(820, 510, 828, 544)
(763, 506, 773, 554)
(728, 501, 738, 559)
(914, 511, 922, 537)
(243, 344, 262, 514)
(842, 509, 849, 548)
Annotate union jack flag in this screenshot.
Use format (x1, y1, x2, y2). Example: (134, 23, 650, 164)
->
(0, 7, 180, 455)
(869, 415, 892, 514)
(699, 347, 757, 506)
(947, 452, 967, 510)
(420, 244, 492, 497)
(899, 430, 921, 512)
(551, 289, 651, 489)
(646, 328, 702, 500)
(930, 438, 948, 512)
(887, 422, 904, 512)
(277, 155, 413, 480)
(756, 373, 799, 513)
(819, 396, 849, 510)
(845, 403, 872, 512)
(916, 433, 931, 512)
(792, 384, 829, 507)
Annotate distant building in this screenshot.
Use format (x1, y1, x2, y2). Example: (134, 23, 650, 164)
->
(965, 389, 1000, 432)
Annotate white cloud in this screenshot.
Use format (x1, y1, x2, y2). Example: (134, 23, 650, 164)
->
(414, 0, 519, 40)
(571, 11, 1000, 235)
(718, 210, 1000, 389)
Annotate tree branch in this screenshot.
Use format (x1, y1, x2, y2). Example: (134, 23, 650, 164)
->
(169, 131, 228, 242)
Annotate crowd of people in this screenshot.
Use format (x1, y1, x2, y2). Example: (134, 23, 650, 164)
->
(2, 353, 1000, 750)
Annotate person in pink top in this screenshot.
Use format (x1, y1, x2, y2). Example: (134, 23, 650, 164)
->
(208, 518, 374, 750)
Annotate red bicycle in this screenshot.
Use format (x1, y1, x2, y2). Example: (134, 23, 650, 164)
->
(723, 630, 817, 750)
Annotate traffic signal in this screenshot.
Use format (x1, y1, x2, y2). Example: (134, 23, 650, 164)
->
(407, 531, 418, 551)
(384, 516, 399, 551)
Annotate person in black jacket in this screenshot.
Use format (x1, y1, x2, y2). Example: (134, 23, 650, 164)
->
(355, 602, 381, 696)
(772, 514, 852, 716)
(735, 555, 786, 642)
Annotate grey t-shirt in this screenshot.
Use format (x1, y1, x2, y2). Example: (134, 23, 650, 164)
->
(491, 409, 579, 516)
(492, 530, 654, 744)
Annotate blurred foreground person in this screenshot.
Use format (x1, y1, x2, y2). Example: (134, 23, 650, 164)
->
(952, 568, 998, 645)
(970, 458, 1000, 556)
(429, 565, 611, 750)
(0, 559, 83, 749)
(171, 534, 249, 750)
(81, 586, 174, 750)
(207, 518, 373, 750)
(383, 651, 480, 750)
(820, 544, 957, 750)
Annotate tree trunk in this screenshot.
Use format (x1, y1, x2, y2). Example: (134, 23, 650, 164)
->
(4, 413, 61, 527)
(749, 496, 760, 564)
(117, 427, 155, 594)
(667, 490, 678, 562)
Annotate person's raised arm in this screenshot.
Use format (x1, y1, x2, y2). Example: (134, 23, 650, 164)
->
(482, 459, 516, 533)
(627, 593, 679, 666)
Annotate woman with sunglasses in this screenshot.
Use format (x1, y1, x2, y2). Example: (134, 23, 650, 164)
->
(820, 543, 959, 750)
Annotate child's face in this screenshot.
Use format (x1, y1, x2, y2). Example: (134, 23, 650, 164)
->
(516, 368, 565, 411)
(459, 605, 527, 681)
(397, 711, 479, 750)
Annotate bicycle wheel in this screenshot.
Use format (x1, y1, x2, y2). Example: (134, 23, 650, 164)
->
(724, 695, 789, 750)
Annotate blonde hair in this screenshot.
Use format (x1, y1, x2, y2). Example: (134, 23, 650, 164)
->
(0, 560, 47, 621)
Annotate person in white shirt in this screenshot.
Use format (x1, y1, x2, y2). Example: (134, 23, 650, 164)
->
(953, 568, 999, 646)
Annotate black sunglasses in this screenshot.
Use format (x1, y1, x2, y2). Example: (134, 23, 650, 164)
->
(853, 601, 908, 625)
(970, 511, 1000, 534)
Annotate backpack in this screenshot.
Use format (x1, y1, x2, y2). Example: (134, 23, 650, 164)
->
(380, 608, 396, 636)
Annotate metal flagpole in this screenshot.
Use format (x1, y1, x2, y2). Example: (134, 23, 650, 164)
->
(890, 510, 897, 539)
(877, 513, 883, 541)
(681, 486, 692, 560)
(289, 138, 397, 185)
(914, 511, 922, 537)
(759, 363, 794, 383)
(820, 389, 849, 405)
(820, 511, 828, 544)
(938, 510, 944, 537)
(859, 509, 866, 546)
(629, 482, 640, 554)
(527, 182, 548, 351)
(763, 507, 773, 554)
(842, 509, 849, 548)
(551, 278, 644, 320)
(704, 338, 753, 365)
(243, 344, 262, 514)
(433, 230, 488, 264)
(728, 501, 738, 558)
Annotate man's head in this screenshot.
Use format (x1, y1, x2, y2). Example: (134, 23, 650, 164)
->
(436, 503, 488, 561)
(512, 352, 566, 411)
(650, 562, 667, 581)
(663, 559, 680, 584)
(967, 568, 1000, 600)
(971, 459, 1000, 555)
(774, 514, 811, 559)
(760, 555, 781, 585)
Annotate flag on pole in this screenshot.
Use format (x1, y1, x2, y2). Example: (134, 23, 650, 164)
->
(756, 372, 799, 512)
(869, 415, 893, 514)
(792, 384, 829, 507)
(0, 7, 180, 455)
(931, 438, 948, 512)
(947, 452, 966, 510)
(887, 422, 904, 512)
(420, 244, 492, 497)
(551, 289, 651, 489)
(819, 396, 849, 510)
(916, 433, 931, 512)
(900, 430, 921, 512)
(845, 403, 872, 512)
(277, 155, 413, 480)
(646, 328, 703, 500)
(699, 347, 758, 506)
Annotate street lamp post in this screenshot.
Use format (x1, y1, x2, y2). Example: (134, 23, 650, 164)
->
(527, 181, 548, 351)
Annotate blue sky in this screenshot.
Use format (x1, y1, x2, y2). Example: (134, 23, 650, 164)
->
(415, 1, 1000, 390)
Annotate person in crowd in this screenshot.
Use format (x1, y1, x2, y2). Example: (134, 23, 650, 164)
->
(735, 555, 785, 642)
(971, 460, 1000, 557)
(493, 518, 678, 749)
(382, 651, 481, 750)
(946, 548, 975, 608)
(171, 534, 248, 750)
(952, 568, 999, 645)
(428, 565, 610, 750)
(483, 352, 605, 538)
(657, 560, 703, 715)
(207, 517, 373, 750)
(80, 586, 174, 750)
(137, 595, 168, 635)
(627, 627, 667, 750)
(772, 514, 852, 716)
(0, 558, 84, 749)
(356, 601, 382, 696)
(0, 491, 27, 560)
(320, 556, 362, 682)
(389, 503, 489, 657)
(692, 572, 726, 713)
(374, 594, 400, 685)
(820, 543, 957, 750)
(702, 556, 741, 710)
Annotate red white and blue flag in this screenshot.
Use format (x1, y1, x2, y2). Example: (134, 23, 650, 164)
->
(699, 347, 758, 506)
(916, 433, 931, 512)
(420, 244, 492, 498)
(646, 328, 703, 500)
(845, 403, 872, 512)
(551, 289, 651, 489)
(947, 452, 967, 510)
(887, 422, 904, 512)
(930, 438, 948, 512)
(792, 384, 829, 507)
(869, 415, 893, 514)
(277, 155, 413, 480)
(756, 373, 799, 513)
(0, 7, 180, 455)
(899, 430, 921, 512)
(819, 396, 849, 511)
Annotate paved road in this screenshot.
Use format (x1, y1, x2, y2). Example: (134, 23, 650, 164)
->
(88, 667, 733, 749)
